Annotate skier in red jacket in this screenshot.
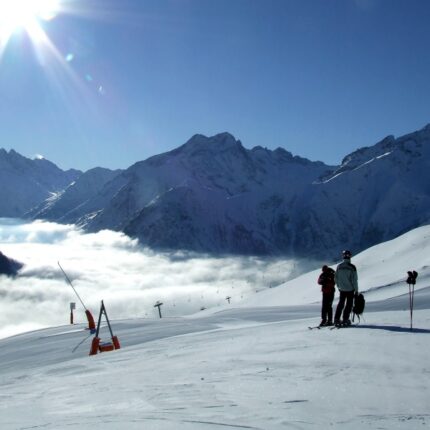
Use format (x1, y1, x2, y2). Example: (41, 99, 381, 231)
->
(317, 265, 336, 326)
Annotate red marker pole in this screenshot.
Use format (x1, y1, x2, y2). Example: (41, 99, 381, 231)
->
(70, 302, 76, 325)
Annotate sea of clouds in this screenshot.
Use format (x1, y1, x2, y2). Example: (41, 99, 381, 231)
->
(0, 218, 319, 339)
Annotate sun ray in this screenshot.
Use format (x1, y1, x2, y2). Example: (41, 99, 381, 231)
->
(0, 0, 126, 123)
(0, 0, 58, 57)
(26, 17, 88, 93)
(0, 1, 96, 98)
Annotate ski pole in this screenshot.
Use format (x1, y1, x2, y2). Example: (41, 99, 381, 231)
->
(406, 270, 418, 331)
(410, 283, 415, 331)
(408, 284, 412, 330)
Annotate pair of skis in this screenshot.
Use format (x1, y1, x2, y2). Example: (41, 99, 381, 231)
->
(308, 324, 332, 330)
(329, 324, 354, 330)
(308, 324, 355, 330)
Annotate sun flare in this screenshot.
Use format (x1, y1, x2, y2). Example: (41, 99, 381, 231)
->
(0, 0, 59, 28)
(0, 0, 59, 48)
(0, 0, 110, 102)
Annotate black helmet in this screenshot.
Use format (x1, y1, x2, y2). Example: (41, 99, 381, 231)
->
(342, 250, 352, 259)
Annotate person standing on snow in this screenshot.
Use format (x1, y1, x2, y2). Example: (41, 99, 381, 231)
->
(317, 265, 336, 326)
(334, 250, 358, 327)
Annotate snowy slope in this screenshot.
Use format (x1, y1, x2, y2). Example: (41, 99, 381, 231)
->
(0, 225, 429, 429)
(28, 167, 123, 222)
(240, 224, 430, 307)
(1, 309, 429, 430)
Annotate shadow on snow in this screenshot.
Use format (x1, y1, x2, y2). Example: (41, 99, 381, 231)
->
(354, 324, 430, 334)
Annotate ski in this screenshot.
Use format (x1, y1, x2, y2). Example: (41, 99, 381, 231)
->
(330, 324, 356, 330)
(308, 325, 334, 330)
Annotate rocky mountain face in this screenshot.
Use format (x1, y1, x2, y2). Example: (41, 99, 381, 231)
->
(3, 124, 430, 258)
(0, 251, 23, 276)
(0, 149, 81, 217)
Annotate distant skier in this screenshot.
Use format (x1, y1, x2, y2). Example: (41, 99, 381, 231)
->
(334, 250, 359, 327)
(317, 265, 336, 326)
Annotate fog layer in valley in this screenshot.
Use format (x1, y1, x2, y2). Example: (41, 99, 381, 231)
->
(0, 218, 318, 339)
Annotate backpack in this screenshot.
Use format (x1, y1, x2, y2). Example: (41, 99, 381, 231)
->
(352, 293, 365, 322)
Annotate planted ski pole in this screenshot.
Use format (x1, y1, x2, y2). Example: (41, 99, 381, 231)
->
(58, 261, 96, 333)
(406, 270, 418, 330)
(154, 301, 163, 318)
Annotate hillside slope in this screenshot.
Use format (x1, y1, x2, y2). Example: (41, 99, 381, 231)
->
(0, 224, 429, 429)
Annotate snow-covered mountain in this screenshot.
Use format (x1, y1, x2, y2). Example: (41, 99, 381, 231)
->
(0, 149, 81, 217)
(120, 133, 333, 255)
(29, 125, 430, 257)
(29, 132, 333, 254)
(4, 123, 430, 257)
(289, 124, 430, 257)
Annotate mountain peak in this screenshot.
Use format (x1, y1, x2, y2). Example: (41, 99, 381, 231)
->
(166, 132, 245, 161)
(184, 132, 240, 148)
(0, 148, 22, 159)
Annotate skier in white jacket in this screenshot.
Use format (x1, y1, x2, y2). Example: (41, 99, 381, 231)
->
(334, 250, 359, 327)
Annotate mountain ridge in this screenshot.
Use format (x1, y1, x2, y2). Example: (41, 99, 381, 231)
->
(1, 124, 429, 257)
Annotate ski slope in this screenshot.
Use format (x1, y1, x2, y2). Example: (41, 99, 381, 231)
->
(1, 226, 429, 429)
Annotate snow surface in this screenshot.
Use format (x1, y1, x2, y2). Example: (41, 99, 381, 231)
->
(240, 224, 430, 307)
(0, 225, 429, 429)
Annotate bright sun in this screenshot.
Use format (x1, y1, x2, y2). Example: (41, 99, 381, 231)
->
(0, 0, 59, 42)
(0, 0, 101, 97)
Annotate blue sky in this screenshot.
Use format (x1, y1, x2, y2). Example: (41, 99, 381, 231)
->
(0, 0, 429, 171)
